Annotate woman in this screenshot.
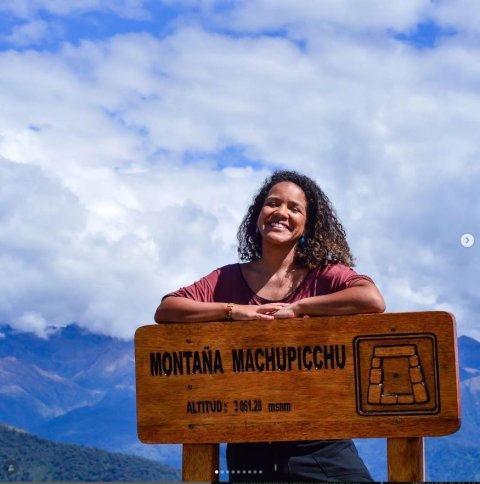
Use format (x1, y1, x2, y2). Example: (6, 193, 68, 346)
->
(155, 170, 385, 481)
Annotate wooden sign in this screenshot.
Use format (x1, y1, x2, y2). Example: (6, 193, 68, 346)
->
(135, 311, 460, 444)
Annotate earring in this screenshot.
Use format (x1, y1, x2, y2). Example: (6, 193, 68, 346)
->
(299, 236, 305, 248)
(256, 227, 260, 236)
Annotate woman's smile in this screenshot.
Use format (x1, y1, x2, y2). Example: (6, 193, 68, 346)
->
(266, 220, 291, 231)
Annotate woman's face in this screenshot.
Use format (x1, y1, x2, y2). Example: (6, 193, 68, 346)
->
(257, 181, 307, 246)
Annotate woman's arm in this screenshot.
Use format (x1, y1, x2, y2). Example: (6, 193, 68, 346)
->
(273, 280, 386, 319)
(155, 296, 288, 323)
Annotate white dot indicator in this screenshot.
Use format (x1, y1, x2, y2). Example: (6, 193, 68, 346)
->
(461, 233, 475, 248)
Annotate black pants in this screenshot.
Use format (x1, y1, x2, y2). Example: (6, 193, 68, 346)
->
(226, 439, 373, 482)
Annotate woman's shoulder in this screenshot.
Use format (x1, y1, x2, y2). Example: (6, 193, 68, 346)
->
(310, 263, 373, 290)
(205, 263, 243, 285)
(314, 262, 355, 276)
(211, 263, 241, 275)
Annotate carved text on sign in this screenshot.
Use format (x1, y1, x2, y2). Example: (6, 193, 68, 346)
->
(149, 344, 347, 376)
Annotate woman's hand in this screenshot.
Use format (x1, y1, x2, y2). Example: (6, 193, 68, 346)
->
(272, 302, 304, 319)
(232, 303, 288, 321)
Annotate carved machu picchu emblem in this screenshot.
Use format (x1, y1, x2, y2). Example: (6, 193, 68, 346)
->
(366, 345, 428, 405)
(354, 333, 440, 416)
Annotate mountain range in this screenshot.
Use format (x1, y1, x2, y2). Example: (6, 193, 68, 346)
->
(1, 322, 480, 481)
(0, 324, 181, 468)
(0, 423, 180, 481)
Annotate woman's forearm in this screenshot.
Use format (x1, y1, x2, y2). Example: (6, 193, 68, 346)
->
(293, 282, 385, 317)
(155, 297, 228, 323)
(155, 297, 289, 323)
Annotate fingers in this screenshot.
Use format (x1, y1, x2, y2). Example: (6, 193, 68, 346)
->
(237, 303, 293, 320)
(257, 303, 288, 314)
(256, 313, 275, 320)
(273, 311, 294, 319)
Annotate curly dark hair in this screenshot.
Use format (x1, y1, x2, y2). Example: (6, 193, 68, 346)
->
(237, 170, 354, 269)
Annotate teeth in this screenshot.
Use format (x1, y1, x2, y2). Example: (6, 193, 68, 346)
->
(270, 222, 288, 229)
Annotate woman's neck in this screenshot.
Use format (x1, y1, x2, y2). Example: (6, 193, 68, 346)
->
(242, 243, 308, 301)
(258, 242, 298, 275)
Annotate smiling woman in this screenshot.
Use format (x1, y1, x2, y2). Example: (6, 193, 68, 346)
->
(258, 181, 307, 245)
(154, 170, 385, 481)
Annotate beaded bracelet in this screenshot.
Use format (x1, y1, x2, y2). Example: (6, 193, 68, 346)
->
(225, 303, 235, 321)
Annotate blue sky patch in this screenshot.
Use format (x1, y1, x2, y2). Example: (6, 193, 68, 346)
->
(0, 3, 187, 51)
(393, 21, 458, 49)
(183, 145, 274, 171)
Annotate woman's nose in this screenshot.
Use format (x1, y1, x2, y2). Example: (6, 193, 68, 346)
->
(275, 204, 288, 217)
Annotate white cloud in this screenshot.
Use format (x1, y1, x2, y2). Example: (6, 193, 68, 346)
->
(4, 19, 50, 46)
(210, 0, 431, 34)
(13, 311, 49, 338)
(430, 0, 480, 34)
(0, 0, 151, 20)
(0, 3, 479, 340)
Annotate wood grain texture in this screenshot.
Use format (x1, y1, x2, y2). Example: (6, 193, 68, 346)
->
(387, 437, 425, 482)
(182, 444, 219, 482)
(135, 311, 461, 444)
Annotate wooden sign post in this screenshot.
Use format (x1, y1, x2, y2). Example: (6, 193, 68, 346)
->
(135, 311, 460, 481)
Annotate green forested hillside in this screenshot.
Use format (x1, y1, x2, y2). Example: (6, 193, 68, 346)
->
(0, 424, 180, 482)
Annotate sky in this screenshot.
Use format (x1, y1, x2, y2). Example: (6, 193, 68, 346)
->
(0, 0, 478, 340)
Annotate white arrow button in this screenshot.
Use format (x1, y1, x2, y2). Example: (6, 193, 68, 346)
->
(461, 233, 475, 248)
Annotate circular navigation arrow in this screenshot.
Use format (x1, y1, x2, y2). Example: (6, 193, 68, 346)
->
(461, 233, 475, 248)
